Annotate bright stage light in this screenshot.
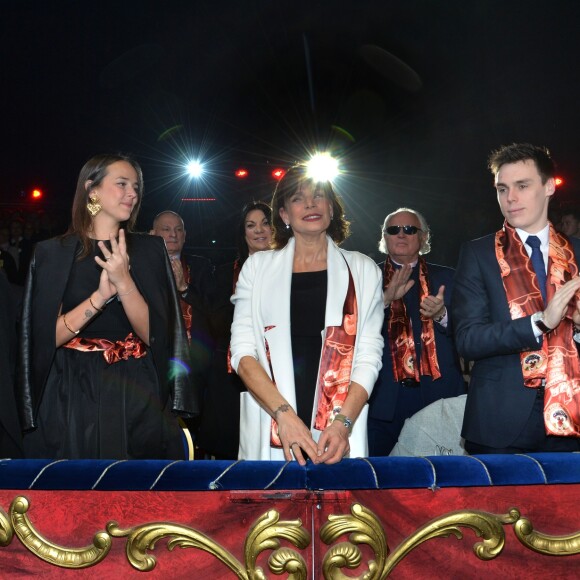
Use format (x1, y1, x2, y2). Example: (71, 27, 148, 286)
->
(306, 152, 339, 182)
(555, 176, 564, 187)
(186, 160, 204, 178)
(272, 168, 285, 180)
(235, 168, 249, 178)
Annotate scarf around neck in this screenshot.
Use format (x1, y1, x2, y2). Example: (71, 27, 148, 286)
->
(495, 221, 580, 437)
(384, 256, 441, 383)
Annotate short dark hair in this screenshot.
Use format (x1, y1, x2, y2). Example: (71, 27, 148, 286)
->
(68, 153, 143, 258)
(488, 143, 555, 184)
(237, 201, 272, 265)
(270, 164, 350, 249)
(561, 207, 580, 221)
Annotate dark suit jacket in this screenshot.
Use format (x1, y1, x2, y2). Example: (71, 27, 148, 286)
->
(0, 271, 23, 456)
(178, 253, 215, 424)
(368, 261, 466, 422)
(196, 261, 244, 458)
(180, 253, 214, 306)
(18, 233, 199, 432)
(451, 233, 580, 448)
(0, 250, 18, 285)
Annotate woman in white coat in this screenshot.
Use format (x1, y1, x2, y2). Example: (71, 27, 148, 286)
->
(230, 164, 384, 464)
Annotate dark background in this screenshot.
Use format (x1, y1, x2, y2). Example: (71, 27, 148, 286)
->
(2, 0, 578, 265)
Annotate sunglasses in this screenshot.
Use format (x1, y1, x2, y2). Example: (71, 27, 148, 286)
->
(384, 225, 422, 236)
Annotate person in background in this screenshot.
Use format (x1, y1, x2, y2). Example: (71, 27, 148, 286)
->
(150, 210, 214, 448)
(367, 208, 466, 456)
(452, 143, 580, 453)
(0, 270, 23, 457)
(150, 211, 214, 313)
(230, 164, 384, 464)
(0, 247, 18, 285)
(20, 154, 197, 459)
(8, 219, 33, 285)
(197, 201, 273, 459)
(559, 207, 580, 239)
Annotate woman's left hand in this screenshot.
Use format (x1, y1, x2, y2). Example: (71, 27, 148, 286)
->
(95, 229, 133, 293)
(316, 421, 350, 464)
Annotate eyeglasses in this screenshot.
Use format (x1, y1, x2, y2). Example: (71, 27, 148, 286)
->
(384, 225, 422, 236)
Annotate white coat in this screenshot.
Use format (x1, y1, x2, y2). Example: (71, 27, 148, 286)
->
(230, 236, 384, 460)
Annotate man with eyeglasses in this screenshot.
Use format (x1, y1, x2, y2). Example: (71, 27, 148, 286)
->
(452, 143, 580, 454)
(367, 207, 466, 456)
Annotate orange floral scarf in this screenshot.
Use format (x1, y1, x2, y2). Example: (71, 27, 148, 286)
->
(495, 221, 580, 437)
(384, 257, 441, 382)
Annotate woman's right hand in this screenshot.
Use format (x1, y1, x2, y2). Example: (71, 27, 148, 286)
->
(275, 408, 320, 466)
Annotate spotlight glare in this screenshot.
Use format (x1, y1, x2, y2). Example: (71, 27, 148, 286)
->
(235, 168, 249, 178)
(306, 152, 339, 182)
(555, 176, 564, 187)
(186, 160, 204, 178)
(272, 168, 285, 180)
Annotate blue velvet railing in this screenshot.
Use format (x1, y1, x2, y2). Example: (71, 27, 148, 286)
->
(1, 454, 579, 491)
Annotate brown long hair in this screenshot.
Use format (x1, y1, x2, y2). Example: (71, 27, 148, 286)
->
(270, 164, 350, 249)
(66, 153, 144, 258)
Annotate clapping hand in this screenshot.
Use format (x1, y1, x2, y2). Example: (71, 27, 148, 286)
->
(383, 264, 414, 307)
(94, 229, 133, 298)
(420, 285, 446, 321)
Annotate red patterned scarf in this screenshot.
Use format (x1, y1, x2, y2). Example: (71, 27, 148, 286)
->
(495, 221, 580, 437)
(270, 262, 358, 447)
(384, 257, 441, 382)
(179, 257, 192, 341)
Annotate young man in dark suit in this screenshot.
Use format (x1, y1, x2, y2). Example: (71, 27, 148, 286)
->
(452, 143, 580, 453)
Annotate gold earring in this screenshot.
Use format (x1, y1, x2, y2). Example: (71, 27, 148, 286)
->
(87, 193, 101, 216)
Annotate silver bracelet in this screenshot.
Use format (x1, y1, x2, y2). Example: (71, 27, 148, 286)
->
(117, 285, 136, 300)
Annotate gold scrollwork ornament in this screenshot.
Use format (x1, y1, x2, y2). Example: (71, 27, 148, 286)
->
(10, 496, 111, 568)
(514, 514, 580, 556)
(320, 504, 516, 579)
(0, 505, 14, 547)
(107, 507, 310, 578)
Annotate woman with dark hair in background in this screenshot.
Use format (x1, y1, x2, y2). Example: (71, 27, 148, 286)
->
(20, 154, 197, 459)
(230, 165, 384, 464)
(196, 201, 272, 459)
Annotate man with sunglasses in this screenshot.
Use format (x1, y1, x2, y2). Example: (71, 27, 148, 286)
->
(452, 143, 580, 453)
(368, 208, 466, 456)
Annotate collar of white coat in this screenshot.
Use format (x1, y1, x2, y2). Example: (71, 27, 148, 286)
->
(261, 235, 349, 329)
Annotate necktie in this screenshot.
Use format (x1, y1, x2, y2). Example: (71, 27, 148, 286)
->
(526, 235, 547, 303)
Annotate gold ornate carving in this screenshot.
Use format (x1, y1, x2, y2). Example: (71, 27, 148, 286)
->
(107, 507, 309, 577)
(244, 509, 310, 579)
(1, 495, 579, 576)
(0, 506, 13, 547)
(107, 520, 242, 574)
(384, 508, 508, 573)
(514, 515, 580, 556)
(319, 503, 572, 578)
(320, 503, 387, 579)
(9, 496, 111, 568)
